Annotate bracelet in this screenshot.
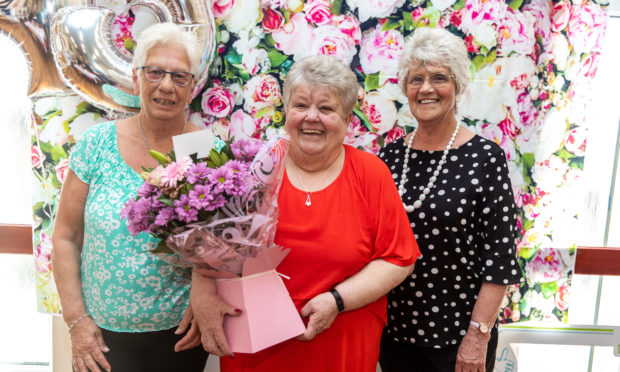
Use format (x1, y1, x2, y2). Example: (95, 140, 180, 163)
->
(67, 313, 90, 333)
(329, 289, 345, 312)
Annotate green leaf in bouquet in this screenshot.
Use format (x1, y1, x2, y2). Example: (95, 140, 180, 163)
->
(402, 11, 414, 32)
(149, 149, 171, 165)
(268, 50, 288, 68)
(209, 149, 223, 167)
(220, 142, 235, 160)
(152, 240, 174, 255)
(157, 195, 175, 207)
(219, 151, 230, 163)
(207, 160, 217, 169)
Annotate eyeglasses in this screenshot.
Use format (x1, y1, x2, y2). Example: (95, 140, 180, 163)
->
(407, 73, 453, 88)
(140, 66, 195, 87)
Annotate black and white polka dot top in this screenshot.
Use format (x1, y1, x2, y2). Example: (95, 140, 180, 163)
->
(378, 134, 522, 348)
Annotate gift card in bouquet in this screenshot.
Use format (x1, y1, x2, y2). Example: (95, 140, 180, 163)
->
(216, 270, 306, 354)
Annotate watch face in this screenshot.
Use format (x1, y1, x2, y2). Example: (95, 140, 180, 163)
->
(479, 323, 489, 333)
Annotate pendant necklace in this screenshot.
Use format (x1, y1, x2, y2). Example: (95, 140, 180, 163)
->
(293, 166, 332, 208)
(138, 114, 187, 150)
(398, 122, 460, 213)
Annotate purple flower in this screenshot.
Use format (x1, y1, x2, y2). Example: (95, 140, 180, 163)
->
(208, 166, 234, 194)
(174, 194, 199, 223)
(121, 197, 153, 236)
(226, 161, 251, 197)
(231, 139, 262, 162)
(186, 162, 211, 184)
(189, 184, 215, 210)
(137, 183, 160, 198)
(153, 206, 175, 227)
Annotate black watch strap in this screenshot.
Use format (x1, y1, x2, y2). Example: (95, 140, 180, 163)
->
(329, 288, 345, 312)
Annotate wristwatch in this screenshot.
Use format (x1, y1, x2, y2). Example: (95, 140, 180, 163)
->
(469, 320, 490, 334)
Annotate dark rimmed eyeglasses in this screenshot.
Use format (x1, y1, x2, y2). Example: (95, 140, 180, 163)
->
(140, 66, 195, 87)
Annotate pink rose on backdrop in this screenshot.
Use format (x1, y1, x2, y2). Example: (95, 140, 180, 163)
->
(310, 25, 357, 65)
(241, 47, 269, 75)
(304, 0, 332, 26)
(498, 112, 519, 140)
(551, 1, 571, 32)
(260, 0, 286, 8)
(262, 8, 285, 33)
(34, 233, 52, 274)
(230, 110, 257, 139)
(32, 145, 45, 168)
(343, 115, 381, 154)
(384, 126, 405, 146)
(564, 127, 587, 157)
(459, 0, 508, 34)
(212, 0, 235, 19)
(361, 92, 397, 135)
(567, 3, 608, 55)
(497, 10, 535, 56)
(272, 13, 314, 57)
(354, 0, 406, 23)
(333, 15, 361, 45)
(359, 25, 404, 77)
(201, 86, 234, 118)
(577, 53, 600, 79)
(525, 248, 564, 284)
(522, 0, 553, 50)
(243, 74, 282, 113)
(55, 158, 70, 184)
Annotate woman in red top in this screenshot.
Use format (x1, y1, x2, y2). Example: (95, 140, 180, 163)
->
(192, 55, 420, 372)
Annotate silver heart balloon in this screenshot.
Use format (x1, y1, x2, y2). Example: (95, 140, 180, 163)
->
(50, 0, 216, 117)
(0, 0, 71, 97)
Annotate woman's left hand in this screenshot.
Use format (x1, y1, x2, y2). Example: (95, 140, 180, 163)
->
(174, 304, 202, 352)
(296, 291, 339, 342)
(455, 330, 489, 372)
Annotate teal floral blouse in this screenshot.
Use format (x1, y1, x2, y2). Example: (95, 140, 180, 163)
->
(69, 121, 191, 332)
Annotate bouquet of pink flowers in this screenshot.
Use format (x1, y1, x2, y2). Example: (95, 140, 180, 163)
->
(121, 136, 289, 278)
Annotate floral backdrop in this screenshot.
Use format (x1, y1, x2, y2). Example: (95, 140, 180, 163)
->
(30, 0, 609, 323)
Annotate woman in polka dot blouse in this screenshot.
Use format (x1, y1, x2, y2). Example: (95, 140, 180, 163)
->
(378, 27, 521, 372)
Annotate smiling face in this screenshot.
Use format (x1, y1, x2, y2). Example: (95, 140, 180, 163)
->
(406, 64, 457, 127)
(285, 84, 351, 161)
(132, 43, 195, 122)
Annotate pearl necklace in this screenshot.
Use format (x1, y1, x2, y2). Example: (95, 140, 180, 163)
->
(138, 114, 187, 150)
(398, 122, 460, 213)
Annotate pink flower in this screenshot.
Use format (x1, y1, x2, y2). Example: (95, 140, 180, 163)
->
(525, 248, 564, 284)
(260, 0, 286, 8)
(359, 25, 404, 76)
(343, 116, 381, 154)
(497, 10, 535, 56)
(272, 13, 314, 57)
(332, 14, 361, 45)
(523, 0, 553, 50)
(243, 74, 282, 114)
(230, 109, 257, 139)
(555, 285, 570, 311)
(498, 113, 519, 140)
(577, 53, 600, 79)
(567, 3, 608, 55)
(310, 25, 357, 65)
(201, 86, 234, 118)
(361, 92, 397, 135)
(304, 0, 332, 26)
(34, 233, 52, 274)
(550, 1, 571, 32)
(261, 7, 284, 33)
(32, 145, 45, 168)
(384, 126, 405, 146)
(564, 127, 586, 157)
(212, 0, 235, 19)
(55, 158, 70, 184)
(160, 157, 193, 188)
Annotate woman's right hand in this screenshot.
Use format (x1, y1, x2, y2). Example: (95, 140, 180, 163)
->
(190, 272, 241, 357)
(69, 317, 111, 372)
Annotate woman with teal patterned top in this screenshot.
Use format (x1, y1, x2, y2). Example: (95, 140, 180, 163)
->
(52, 23, 211, 372)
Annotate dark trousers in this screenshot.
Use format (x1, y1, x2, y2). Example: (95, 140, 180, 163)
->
(379, 326, 498, 372)
(99, 327, 208, 372)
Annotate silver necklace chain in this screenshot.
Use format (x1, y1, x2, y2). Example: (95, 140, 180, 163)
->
(398, 122, 460, 213)
(138, 114, 187, 151)
(292, 165, 333, 208)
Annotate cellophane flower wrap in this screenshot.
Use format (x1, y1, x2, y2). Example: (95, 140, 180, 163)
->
(121, 136, 289, 279)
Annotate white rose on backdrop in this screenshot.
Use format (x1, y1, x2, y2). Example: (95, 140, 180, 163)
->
(497, 11, 535, 56)
(471, 22, 498, 50)
(223, 0, 260, 34)
(507, 160, 525, 191)
(551, 33, 570, 71)
(532, 154, 569, 192)
(347, 0, 405, 23)
(69, 113, 102, 140)
(227, 82, 244, 105)
(397, 105, 417, 128)
(515, 124, 538, 154)
(430, 0, 457, 11)
(361, 92, 398, 135)
(378, 82, 407, 105)
(534, 107, 567, 163)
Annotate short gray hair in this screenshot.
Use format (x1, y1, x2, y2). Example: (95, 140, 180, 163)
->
(398, 27, 471, 99)
(283, 55, 359, 116)
(132, 22, 202, 76)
